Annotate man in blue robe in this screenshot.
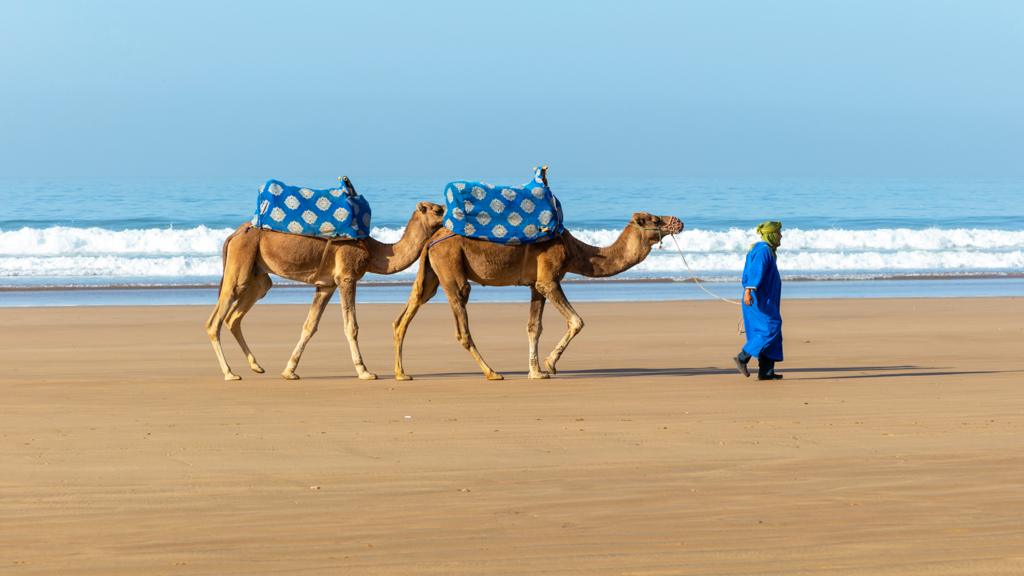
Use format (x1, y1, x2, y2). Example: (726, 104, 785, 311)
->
(734, 221, 784, 380)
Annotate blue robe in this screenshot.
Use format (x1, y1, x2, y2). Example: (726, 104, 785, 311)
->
(741, 241, 783, 361)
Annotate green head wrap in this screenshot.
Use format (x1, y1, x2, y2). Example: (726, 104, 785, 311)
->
(756, 221, 783, 248)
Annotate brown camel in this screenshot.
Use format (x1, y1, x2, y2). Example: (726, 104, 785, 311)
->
(392, 212, 684, 380)
(207, 201, 445, 381)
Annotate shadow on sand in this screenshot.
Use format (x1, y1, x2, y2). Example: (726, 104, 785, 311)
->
(396, 365, 1023, 381)
(793, 369, 1023, 381)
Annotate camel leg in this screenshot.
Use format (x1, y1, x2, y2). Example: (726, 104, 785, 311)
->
(338, 278, 377, 380)
(226, 272, 272, 373)
(527, 287, 549, 379)
(392, 264, 440, 381)
(537, 282, 584, 375)
(281, 285, 335, 380)
(206, 278, 241, 381)
(442, 280, 503, 381)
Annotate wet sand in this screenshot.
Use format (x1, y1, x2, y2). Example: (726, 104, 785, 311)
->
(1, 298, 1022, 575)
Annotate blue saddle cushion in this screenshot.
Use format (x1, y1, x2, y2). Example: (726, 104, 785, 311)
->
(443, 167, 564, 245)
(252, 179, 371, 239)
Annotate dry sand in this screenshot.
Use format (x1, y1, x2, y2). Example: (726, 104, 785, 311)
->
(1, 297, 1022, 575)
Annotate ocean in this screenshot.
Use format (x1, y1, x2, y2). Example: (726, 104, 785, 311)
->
(1, 176, 1022, 306)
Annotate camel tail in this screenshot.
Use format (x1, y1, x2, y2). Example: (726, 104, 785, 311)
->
(216, 232, 232, 293)
(394, 245, 436, 327)
(216, 225, 247, 294)
(413, 244, 433, 295)
(207, 224, 251, 328)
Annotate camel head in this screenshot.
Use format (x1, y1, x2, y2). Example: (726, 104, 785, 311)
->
(630, 212, 684, 245)
(414, 201, 446, 232)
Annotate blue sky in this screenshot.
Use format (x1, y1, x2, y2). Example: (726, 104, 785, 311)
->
(1, 0, 1022, 177)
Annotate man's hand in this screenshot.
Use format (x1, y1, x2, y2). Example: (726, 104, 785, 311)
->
(743, 288, 753, 306)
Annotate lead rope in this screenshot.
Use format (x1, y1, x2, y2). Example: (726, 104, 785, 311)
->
(666, 233, 745, 335)
(666, 234, 740, 305)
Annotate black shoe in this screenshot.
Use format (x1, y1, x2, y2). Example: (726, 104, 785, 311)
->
(733, 356, 750, 378)
(758, 373, 783, 381)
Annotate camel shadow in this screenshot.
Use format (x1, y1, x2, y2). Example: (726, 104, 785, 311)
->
(404, 365, 1022, 381)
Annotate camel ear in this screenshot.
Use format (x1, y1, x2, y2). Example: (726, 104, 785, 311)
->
(417, 202, 429, 214)
(632, 213, 648, 227)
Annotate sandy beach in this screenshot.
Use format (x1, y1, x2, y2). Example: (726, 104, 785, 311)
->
(1, 297, 1022, 575)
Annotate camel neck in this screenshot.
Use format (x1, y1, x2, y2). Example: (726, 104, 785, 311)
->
(565, 224, 652, 278)
(365, 215, 431, 275)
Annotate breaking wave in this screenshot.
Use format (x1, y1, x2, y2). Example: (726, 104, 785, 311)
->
(1, 225, 1022, 284)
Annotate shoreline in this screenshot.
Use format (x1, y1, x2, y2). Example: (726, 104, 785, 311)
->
(2, 271, 1024, 292)
(1, 277, 1021, 308)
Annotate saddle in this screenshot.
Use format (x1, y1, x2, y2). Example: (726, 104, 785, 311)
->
(442, 166, 564, 245)
(252, 177, 371, 239)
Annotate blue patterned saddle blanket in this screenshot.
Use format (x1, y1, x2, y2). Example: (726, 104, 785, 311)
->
(252, 178, 371, 239)
(443, 166, 564, 245)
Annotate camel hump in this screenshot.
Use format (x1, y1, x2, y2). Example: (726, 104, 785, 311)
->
(442, 166, 564, 246)
(252, 178, 372, 241)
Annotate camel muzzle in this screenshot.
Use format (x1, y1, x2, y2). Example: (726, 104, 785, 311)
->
(664, 216, 684, 235)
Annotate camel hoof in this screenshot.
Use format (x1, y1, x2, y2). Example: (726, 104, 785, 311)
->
(544, 359, 558, 375)
(281, 371, 300, 380)
(250, 364, 265, 374)
(395, 373, 413, 381)
(529, 371, 551, 380)
(359, 372, 378, 381)
(224, 373, 242, 381)
(486, 372, 504, 381)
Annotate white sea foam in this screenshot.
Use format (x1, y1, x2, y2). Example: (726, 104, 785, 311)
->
(0, 225, 1021, 281)
(635, 250, 1024, 273)
(0, 255, 223, 277)
(579, 227, 1024, 253)
(0, 225, 235, 257)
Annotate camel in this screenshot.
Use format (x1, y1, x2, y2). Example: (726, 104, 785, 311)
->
(392, 212, 684, 380)
(206, 201, 446, 381)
